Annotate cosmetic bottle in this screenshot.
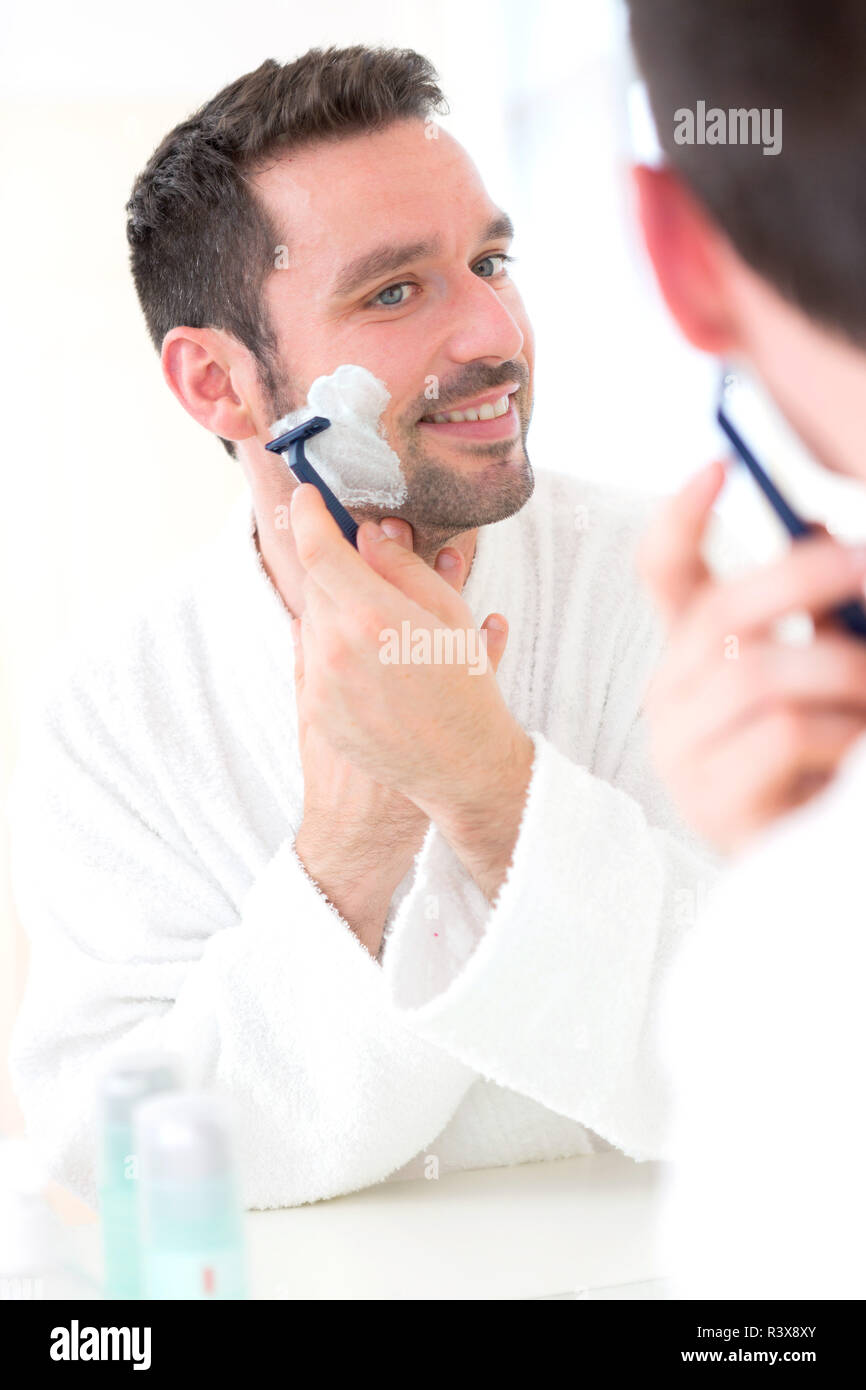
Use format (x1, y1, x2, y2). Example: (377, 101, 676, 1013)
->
(134, 1091, 247, 1299)
(98, 1052, 181, 1298)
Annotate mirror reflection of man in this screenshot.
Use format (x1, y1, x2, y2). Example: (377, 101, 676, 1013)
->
(9, 46, 715, 1210)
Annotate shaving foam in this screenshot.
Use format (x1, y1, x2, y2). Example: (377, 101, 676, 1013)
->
(270, 364, 407, 509)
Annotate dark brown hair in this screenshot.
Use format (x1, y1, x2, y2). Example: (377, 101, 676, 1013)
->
(126, 47, 448, 455)
(626, 1, 866, 345)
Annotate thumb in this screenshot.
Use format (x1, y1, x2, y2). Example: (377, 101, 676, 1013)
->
(357, 520, 466, 624)
(481, 613, 509, 673)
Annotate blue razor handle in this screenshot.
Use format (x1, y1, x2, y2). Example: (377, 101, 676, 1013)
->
(265, 415, 359, 548)
(717, 393, 866, 642)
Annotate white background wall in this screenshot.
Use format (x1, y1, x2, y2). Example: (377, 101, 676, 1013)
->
(0, 0, 717, 1136)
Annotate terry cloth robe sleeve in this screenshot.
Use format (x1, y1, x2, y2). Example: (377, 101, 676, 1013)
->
(7, 669, 476, 1213)
(379, 490, 721, 1163)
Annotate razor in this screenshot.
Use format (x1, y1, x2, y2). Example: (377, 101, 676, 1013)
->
(717, 369, 866, 642)
(265, 415, 359, 548)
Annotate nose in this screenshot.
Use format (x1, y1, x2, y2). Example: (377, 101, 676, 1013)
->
(440, 268, 525, 366)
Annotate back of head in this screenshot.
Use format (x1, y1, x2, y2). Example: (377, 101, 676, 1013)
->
(626, 0, 866, 348)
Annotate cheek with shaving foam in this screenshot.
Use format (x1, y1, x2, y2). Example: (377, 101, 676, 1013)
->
(270, 364, 407, 510)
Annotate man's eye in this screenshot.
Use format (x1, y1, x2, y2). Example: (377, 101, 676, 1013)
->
(473, 253, 513, 279)
(373, 282, 413, 307)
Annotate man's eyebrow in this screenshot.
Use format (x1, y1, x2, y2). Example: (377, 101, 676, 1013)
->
(330, 212, 515, 300)
(481, 212, 515, 243)
(332, 239, 441, 299)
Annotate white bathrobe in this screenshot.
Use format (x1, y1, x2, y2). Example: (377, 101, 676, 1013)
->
(661, 732, 866, 1299)
(7, 469, 717, 1211)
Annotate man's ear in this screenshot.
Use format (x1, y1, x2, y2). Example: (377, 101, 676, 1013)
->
(632, 164, 740, 356)
(161, 326, 260, 446)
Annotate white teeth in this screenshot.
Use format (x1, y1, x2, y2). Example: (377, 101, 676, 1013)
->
(423, 393, 512, 423)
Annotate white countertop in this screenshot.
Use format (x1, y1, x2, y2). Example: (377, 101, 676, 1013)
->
(73, 1150, 673, 1300)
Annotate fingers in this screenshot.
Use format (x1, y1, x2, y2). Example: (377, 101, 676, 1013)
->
(373, 524, 465, 602)
(356, 520, 467, 624)
(638, 460, 727, 629)
(379, 518, 414, 552)
(291, 484, 387, 608)
(642, 487, 866, 852)
(651, 632, 866, 755)
(672, 536, 866, 680)
(481, 613, 509, 673)
(433, 547, 465, 596)
(295, 494, 505, 684)
(689, 707, 865, 849)
(292, 485, 474, 632)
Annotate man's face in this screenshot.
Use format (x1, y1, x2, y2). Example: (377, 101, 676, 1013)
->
(251, 119, 535, 534)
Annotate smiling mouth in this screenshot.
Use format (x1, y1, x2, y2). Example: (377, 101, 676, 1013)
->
(422, 391, 514, 422)
(420, 390, 514, 424)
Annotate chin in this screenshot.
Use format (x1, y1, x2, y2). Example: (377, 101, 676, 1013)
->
(402, 451, 535, 534)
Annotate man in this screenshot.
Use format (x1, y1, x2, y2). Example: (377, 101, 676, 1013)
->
(8, 46, 713, 1210)
(626, 1, 866, 1294)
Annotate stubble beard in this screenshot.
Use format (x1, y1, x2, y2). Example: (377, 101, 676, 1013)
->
(264, 371, 535, 557)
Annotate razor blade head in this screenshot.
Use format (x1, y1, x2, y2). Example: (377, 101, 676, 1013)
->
(265, 415, 332, 455)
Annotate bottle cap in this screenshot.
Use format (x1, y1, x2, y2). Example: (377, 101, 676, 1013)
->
(133, 1092, 237, 1183)
(98, 1052, 182, 1126)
